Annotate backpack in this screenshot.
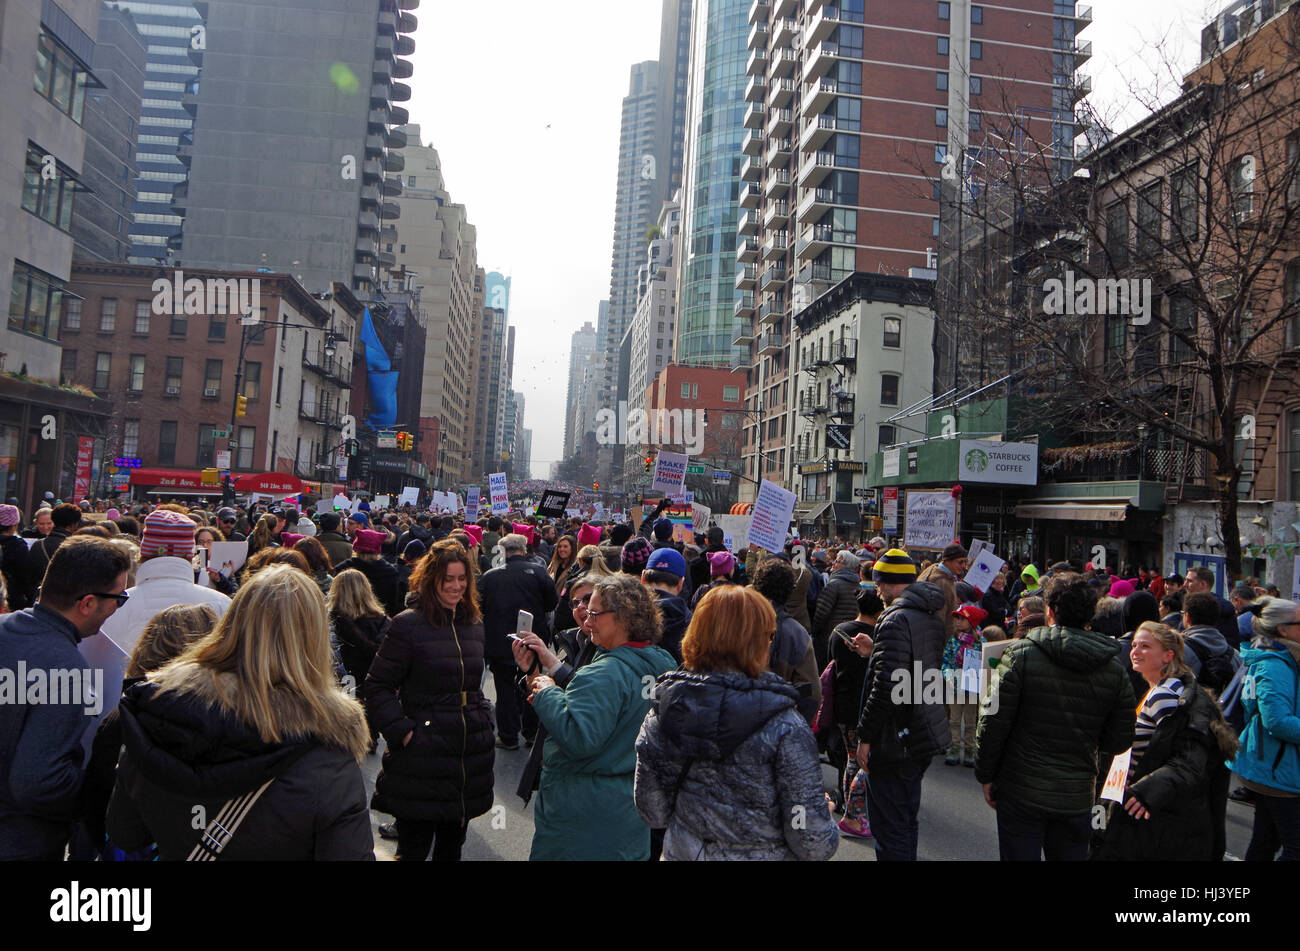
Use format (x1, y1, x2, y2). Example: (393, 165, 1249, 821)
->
(1184, 635, 1238, 695)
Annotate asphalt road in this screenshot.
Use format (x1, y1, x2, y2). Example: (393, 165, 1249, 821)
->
(361, 678, 1259, 861)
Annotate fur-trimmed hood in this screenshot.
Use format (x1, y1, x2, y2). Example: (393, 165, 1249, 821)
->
(117, 660, 370, 801)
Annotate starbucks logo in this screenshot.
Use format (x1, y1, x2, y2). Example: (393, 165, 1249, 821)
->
(965, 449, 989, 473)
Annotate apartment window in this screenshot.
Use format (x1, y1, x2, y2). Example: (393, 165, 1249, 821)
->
(970, 112, 981, 131)
(722, 413, 740, 430)
(935, 144, 948, 164)
(130, 300, 149, 334)
(128, 355, 145, 392)
(276, 366, 285, 404)
(1136, 182, 1162, 257)
(938, 1, 951, 18)
(203, 359, 222, 397)
(933, 217, 941, 237)
(938, 36, 949, 55)
(970, 41, 983, 59)
(94, 353, 111, 390)
(122, 420, 139, 458)
(1230, 154, 1255, 220)
(99, 299, 117, 332)
(170, 310, 187, 336)
(21, 145, 76, 230)
(236, 426, 255, 470)
(8, 261, 64, 339)
(164, 356, 183, 395)
(880, 374, 900, 406)
(936, 71, 948, 91)
(1287, 263, 1300, 348)
(837, 24, 864, 58)
(723, 385, 740, 403)
(1287, 132, 1299, 205)
(1169, 296, 1196, 363)
(1105, 315, 1127, 361)
(407, 175, 415, 186)
(936, 108, 948, 127)
(1171, 165, 1199, 240)
(831, 208, 857, 244)
(208, 315, 226, 341)
(196, 424, 215, 467)
(879, 425, 896, 450)
(971, 5, 983, 24)
(158, 421, 177, 466)
(243, 362, 261, 400)
(35, 31, 90, 123)
(970, 76, 982, 95)
(883, 317, 902, 348)
(64, 297, 81, 330)
(680, 382, 691, 399)
(1290, 408, 1300, 500)
(1104, 201, 1129, 268)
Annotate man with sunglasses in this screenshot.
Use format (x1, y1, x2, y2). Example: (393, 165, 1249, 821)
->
(0, 537, 132, 860)
(216, 507, 246, 542)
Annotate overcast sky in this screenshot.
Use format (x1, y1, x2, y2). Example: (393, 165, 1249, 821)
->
(403, 0, 1225, 478)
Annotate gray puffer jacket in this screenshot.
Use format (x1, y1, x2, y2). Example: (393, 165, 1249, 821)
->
(635, 669, 838, 861)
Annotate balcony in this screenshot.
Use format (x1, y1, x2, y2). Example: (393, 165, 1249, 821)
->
(735, 263, 758, 290)
(748, 0, 769, 26)
(739, 181, 761, 209)
(735, 293, 756, 319)
(746, 49, 768, 78)
(742, 128, 763, 156)
(760, 262, 788, 290)
(762, 200, 790, 229)
(1074, 40, 1092, 65)
(1072, 75, 1092, 102)
(761, 232, 788, 260)
(390, 81, 411, 102)
(381, 201, 400, 220)
(765, 136, 792, 165)
(389, 104, 410, 125)
(796, 186, 834, 222)
(304, 349, 353, 389)
(375, 33, 395, 59)
(397, 11, 418, 33)
(745, 74, 768, 103)
(741, 156, 762, 183)
(377, 9, 397, 33)
(392, 58, 414, 80)
(801, 78, 838, 115)
(368, 108, 390, 130)
(385, 127, 408, 149)
(299, 401, 342, 427)
(797, 150, 835, 188)
(747, 22, 768, 50)
(773, 17, 797, 47)
(803, 39, 840, 83)
(357, 210, 380, 233)
(759, 296, 787, 326)
(354, 261, 375, 282)
(738, 210, 759, 237)
(766, 107, 793, 137)
(773, 0, 796, 17)
(1074, 4, 1093, 26)
(758, 327, 784, 355)
(365, 132, 386, 156)
(382, 148, 403, 173)
(362, 158, 383, 181)
(355, 232, 378, 258)
(381, 175, 403, 197)
(799, 390, 827, 416)
(170, 180, 187, 213)
(733, 324, 757, 346)
(799, 114, 836, 153)
(376, 249, 396, 267)
(181, 80, 199, 115)
(796, 222, 834, 259)
(743, 102, 765, 130)
(373, 58, 393, 82)
(764, 168, 791, 198)
(770, 48, 798, 78)
(395, 35, 415, 57)
(380, 225, 398, 244)
(806, 3, 843, 46)
(176, 129, 193, 166)
(737, 237, 759, 263)
(767, 77, 796, 109)
(831, 340, 857, 368)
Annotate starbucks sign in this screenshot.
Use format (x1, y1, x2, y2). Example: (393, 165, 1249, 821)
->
(958, 440, 1038, 486)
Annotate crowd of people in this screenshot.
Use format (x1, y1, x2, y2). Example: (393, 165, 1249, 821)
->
(0, 490, 1297, 862)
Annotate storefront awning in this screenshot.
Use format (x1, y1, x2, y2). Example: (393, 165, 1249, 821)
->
(1014, 501, 1129, 522)
(798, 502, 832, 521)
(830, 502, 861, 525)
(128, 467, 205, 489)
(233, 473, 303, 494)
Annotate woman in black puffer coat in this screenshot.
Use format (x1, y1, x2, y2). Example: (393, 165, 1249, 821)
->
(364, 539, 494, 861)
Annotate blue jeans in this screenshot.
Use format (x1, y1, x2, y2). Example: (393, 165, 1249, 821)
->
(865, 755, 932, 861)
(1245, 793, 1300, 861)
(996, 797, 1091, 861)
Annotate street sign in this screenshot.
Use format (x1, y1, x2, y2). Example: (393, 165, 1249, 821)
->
(210, 430, 229, 440)
(378, 432, 397, 449)
(826, 423, 853, 451)
(685, 464, 706, 475)
(215, 450, 231, 470)
(712, 470, 732, 484)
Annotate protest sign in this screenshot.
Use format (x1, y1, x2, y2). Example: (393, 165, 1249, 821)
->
(1101, 749, 1132, 803)
(904, 490, 957, 550)
(964, 550, 1006, 597)
(466, 486, 480, 516)
(691, 503, 711, 533)
(714, 514, 752, 552)
(749, 480, 797, 553)
(537, 490, 571, 518)
(398, 486, 419, 507)
(651, 451, 688, 495)
(489, 472, 509, 514)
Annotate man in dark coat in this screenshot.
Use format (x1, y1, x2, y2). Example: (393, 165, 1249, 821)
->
(21, 503, 82, 605)
(752, 557, 821, 725)
(812, 550, 862, 670)
(317, 512, 354, 569)
(477, 533, 558, 749)
(975, 572, 1136, 861)
(1182, 566, 1242, 651)
(640, 548, 692, 664)
(854, 549, 948, 861)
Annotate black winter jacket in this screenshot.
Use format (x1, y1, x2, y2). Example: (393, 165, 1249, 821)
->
(477, 555, 558, 662)
(364, 608, 495, 823)
(0, 534, 33, 609)
(333, 556, 401, 617)
(108, 663, 373, 860)
(812, 569, 861, 669)
(331, 611, 390, 683)
(653, 589, 691, 665)
(830, 620, 873, 728)
(1096, 673, 1236, 861)
(855, 583, 949, 765)
(975, 625, 1136, 816)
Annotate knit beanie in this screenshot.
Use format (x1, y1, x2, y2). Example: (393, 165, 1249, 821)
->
(462, 524, 483, 545)
(0, 504, 19, 527)
(280, 533, 305, 550)
(296, 516, 316, 537)
(140, 509, 197, 558)
(353, 529, 385, 554)
(621, 536, 652, 574)
(577, 523, 602, 548)
(871, 548, 917, 585)
(707, 550, 736, 578)
(652, 518, 674, 542)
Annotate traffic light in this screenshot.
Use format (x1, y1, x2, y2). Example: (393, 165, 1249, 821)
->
(396, 432, 413, 451)
(643, 455, 653, 473)
(592, 482, 600, 491)
(346, 438, 358, 457)
(234, 394, 248, 419)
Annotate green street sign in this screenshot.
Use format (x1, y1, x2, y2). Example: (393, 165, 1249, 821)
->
(685, 464, 706, 475)
(211, 429, 229, 439)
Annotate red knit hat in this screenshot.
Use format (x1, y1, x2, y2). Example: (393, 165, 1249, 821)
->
(352, 529, 385, 554)
(953, 604, 988, 628)
(140, 509, 197, 558)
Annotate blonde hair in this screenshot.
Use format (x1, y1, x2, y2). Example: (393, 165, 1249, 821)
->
(164, 564, 361, 751)
(110, 536, 141, 587)
(577, 547, 615, 579)
(1135, 622, 1193, 679)
(328, 568, 387, 621)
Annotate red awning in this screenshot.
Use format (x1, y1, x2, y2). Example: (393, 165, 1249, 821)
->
(233, 473, 303, 494)
(128, 467, 206, 489)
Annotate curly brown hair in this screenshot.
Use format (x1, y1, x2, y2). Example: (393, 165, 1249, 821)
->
(409, 537, 481, 627)
(591, 575, 662, 645)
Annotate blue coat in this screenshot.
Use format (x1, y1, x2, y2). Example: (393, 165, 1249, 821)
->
(530, 643, 675, 860)
(1228, 641, 1300, 794)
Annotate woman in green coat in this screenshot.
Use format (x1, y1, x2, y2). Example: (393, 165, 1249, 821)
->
(515, 574, 676, 860)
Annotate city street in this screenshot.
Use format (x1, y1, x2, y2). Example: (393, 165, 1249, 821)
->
(360, 677, 1258, 861)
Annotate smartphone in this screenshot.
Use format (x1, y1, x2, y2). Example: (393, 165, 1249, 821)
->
(834, 629, 856, 645)
(517, 610, 534, 635)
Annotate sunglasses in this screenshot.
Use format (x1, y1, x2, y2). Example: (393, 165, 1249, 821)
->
(572, 594, 593, 606)
(86, 591, 130, 607)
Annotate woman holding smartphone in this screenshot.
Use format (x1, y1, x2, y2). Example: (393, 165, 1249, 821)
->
(365, 539, 495, 861)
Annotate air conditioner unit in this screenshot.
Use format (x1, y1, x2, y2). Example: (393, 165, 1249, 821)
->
(204, 387, 219, 397)
(166, 385, 181, 395)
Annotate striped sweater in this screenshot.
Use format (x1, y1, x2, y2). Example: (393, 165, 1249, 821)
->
(1133, 677, 1186, 766)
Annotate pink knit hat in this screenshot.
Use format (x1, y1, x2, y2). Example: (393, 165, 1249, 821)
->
(513, 522, 536, 546)
(462, 524, 483, 545)
(280, 533, 305, 549)
(708, 550, 736, 578)
(352, 529, 386, 554)
(1107, 576, 1136, 599)
(105, 508, 121, 521)
(0, 504, 19, 527)
(577, 523, 602, 548)
(140, 509, 196, 558)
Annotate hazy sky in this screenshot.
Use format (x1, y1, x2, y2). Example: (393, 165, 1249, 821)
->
(403, 0, 1224, 478)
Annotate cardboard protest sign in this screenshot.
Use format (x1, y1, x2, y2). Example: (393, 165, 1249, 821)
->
(749, 480, 797, 553)
(489, 472, 509, 514)
(651, 451, 688, 495)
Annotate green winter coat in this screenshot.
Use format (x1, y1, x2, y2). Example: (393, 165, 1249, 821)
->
(530, 642, 677, 860)
(975, 625, 1136, 817)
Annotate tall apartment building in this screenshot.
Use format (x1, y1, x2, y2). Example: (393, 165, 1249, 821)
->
(738, 0, 1091, 496)
(675, 0, 751, 368)
(563, 319, 599, 457)
(1, 0, 116, 511)
(71, 4, 146, 264)
(653, 0, 694, 215)
(168, 0, 416, 298)
(393, 127, 480, 488)
(517, 428, 532, 481)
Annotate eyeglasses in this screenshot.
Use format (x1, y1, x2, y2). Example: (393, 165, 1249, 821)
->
(86, 591, 129, 607)
(585, 608, 611, 620)
(572, 595, 593, 606)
